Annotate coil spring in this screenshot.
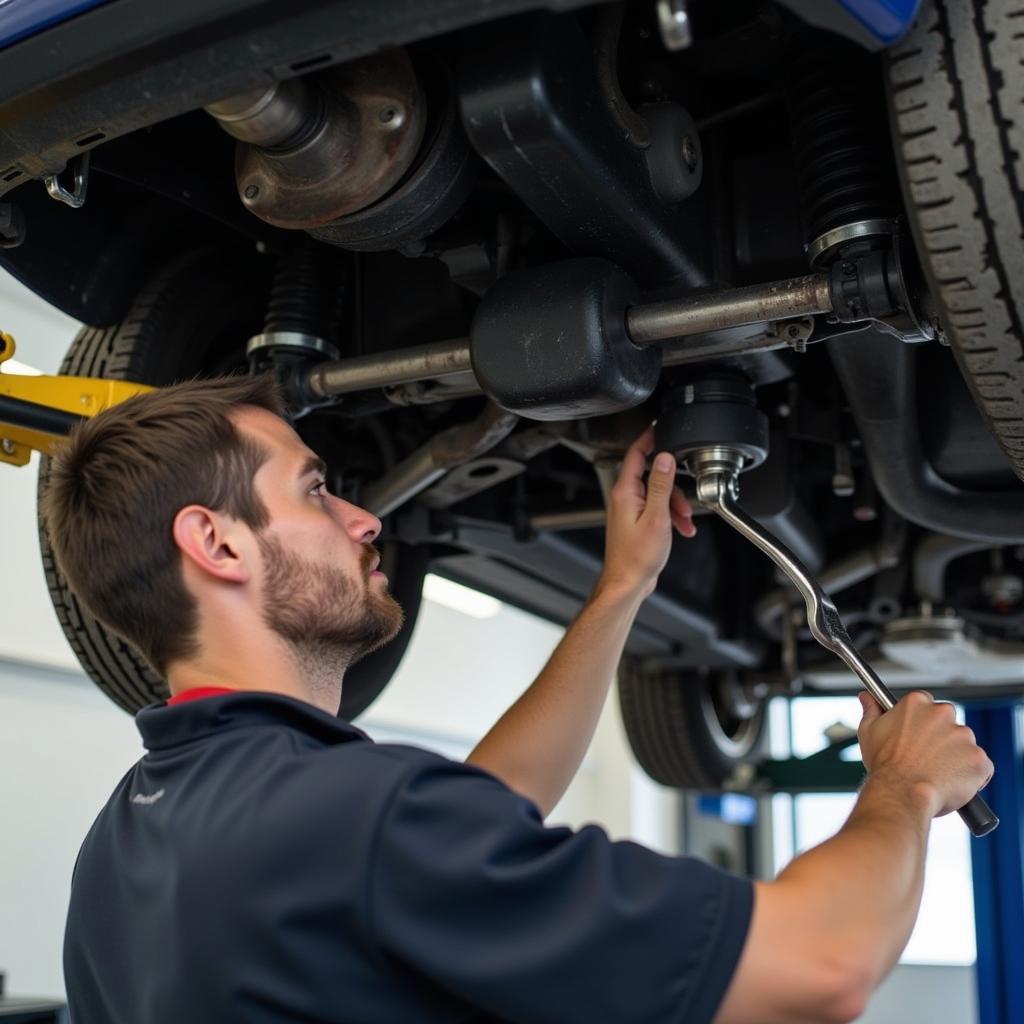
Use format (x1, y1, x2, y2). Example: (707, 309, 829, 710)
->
(263, 244, 344, 341)
(788, 39, 899, 245)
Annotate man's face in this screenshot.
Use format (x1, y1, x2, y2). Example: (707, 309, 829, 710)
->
(235, 407, 404, 668)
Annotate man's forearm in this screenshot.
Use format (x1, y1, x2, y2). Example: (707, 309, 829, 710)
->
(717, 695, 989, 1023)
(717, 776, 933, 1024)
(776, 776, 931, 990)
(466, 579, 644, 817)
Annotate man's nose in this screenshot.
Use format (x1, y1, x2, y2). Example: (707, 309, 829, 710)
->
(336, 497, 381, 543)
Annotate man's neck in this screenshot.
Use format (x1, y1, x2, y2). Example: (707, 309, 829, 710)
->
(167, 641, 344, 716)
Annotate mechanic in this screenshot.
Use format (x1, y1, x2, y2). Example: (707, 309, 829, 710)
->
(42, 374, 992, 1024)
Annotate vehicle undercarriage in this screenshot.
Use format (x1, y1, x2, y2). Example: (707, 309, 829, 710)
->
(2, 0, 1023, 788)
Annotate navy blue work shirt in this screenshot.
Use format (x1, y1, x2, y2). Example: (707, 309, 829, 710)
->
(64, 690, 753, 1023)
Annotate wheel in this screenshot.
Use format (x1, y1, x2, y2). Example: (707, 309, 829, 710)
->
(887, 0, 1024, 479)
(618, 662, 767, 791)
(36, 246, 428, 719)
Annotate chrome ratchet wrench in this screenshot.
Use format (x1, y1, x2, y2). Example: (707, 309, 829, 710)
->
(690, 450, 998, 838)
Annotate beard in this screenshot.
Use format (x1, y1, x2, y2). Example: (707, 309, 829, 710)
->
(256, 534, 404, 689)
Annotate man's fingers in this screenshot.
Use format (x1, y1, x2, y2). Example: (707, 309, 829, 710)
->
(631, 424, 655, 453)
(858, 691, 883, 724)
(670, 486, 696, 537)
(642, 452, 676, 513)
(612, 427, 655, 502)
(619, 434, 652, 481)
(671, 510, 697, 538)
(670, 484, 694, 517)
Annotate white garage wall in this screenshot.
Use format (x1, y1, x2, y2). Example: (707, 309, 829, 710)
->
(0, 661, 145, 1001)
(1, 275, 82, 672)
(0, 270, 79, 373)
(857, 965, 977, 1024)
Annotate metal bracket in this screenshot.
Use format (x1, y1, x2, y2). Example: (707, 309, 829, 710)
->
(361, 401, 519, 517)
(0, 332, 152, 467)
(43, 152, 90, 209)
(753, 729, 865, 793)
(767, 315, 814, 354)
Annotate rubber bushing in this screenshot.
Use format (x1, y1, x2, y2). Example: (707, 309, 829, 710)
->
(655, 376, 769, 470)
(471, 257, 660, 420)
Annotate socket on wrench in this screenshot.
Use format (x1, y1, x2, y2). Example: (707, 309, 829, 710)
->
(687, 445, 998, 838)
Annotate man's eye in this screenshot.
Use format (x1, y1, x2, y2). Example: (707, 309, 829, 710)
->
(310, 480, 328, 498)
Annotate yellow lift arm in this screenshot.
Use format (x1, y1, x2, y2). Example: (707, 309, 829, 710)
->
(0, 331, 153, 468)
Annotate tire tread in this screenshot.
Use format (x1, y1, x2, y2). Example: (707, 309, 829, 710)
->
(888, 0, 1024, 477)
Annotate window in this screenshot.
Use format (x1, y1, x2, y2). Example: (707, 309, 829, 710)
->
(770, 696, 976, 965)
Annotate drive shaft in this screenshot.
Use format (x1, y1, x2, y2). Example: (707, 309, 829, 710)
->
(304, 273, 834, 401)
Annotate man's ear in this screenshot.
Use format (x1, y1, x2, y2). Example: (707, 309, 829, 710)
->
(172, 505, 251, 585)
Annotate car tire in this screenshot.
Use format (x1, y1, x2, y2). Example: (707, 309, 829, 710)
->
(887, 0, 1024, 480)
(36, 246, 428, 719)
(618, 661, 767, 791)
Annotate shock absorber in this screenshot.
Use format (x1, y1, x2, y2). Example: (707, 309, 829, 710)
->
(261, 246, 341, 345)
(248, 244, 344, 415)
(787, 35, 932, 342)
(788, 36, 899, 267)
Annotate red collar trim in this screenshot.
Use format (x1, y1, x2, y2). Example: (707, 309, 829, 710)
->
(166, 686, 237, 706)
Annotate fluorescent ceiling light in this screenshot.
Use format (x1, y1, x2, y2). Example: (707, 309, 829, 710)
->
(423, 573, 501, 619)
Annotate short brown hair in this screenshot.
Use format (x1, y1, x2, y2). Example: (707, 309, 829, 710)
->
(40, 374, 286, 676)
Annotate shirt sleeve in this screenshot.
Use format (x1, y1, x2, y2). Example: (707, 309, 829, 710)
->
(366, 757, 753, 1024)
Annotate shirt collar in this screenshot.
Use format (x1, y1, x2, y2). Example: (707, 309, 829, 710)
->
(135, 690, 371, 752)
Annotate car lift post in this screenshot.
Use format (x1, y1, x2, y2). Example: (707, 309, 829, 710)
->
(965, 701, 1024, 1024)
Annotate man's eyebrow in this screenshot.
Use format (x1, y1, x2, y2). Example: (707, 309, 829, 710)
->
(296, 454, 328, 481)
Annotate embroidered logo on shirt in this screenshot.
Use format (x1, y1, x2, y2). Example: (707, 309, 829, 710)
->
(130, 789, 166, 805)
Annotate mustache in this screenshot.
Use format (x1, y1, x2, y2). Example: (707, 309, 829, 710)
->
(361, 545, 380, 575)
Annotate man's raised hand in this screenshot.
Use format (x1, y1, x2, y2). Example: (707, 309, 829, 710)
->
(598, 426, 696, 601)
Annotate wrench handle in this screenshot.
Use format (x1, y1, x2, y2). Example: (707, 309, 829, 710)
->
(707, 476, 999, 837)
(958, 793, 999, 837)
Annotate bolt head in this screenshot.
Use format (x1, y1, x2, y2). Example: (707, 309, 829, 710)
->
(832, 474, 855, 498)
(243, 183, 259, 200)
(378, 105, 405, 129)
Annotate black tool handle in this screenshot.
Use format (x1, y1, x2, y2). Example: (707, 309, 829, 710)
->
(958, 793, 998, 837)
(0, 392, 84, 436)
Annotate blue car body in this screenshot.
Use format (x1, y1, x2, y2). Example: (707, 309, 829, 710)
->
(0, 0, 922, 52)
(0, 0, 110, 49)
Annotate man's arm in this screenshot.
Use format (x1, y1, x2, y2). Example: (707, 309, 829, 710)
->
(466, 427, 694, 817)
(713, 691, 994, 1024)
